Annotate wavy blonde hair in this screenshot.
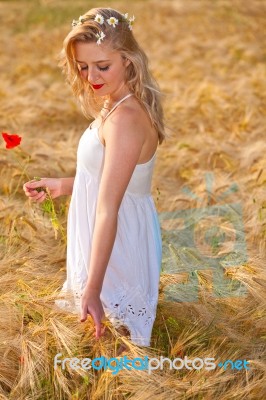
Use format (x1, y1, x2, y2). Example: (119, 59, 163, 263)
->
(58, 7, 167, 145)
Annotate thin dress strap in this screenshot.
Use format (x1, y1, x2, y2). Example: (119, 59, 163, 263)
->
(102, 93, 134, 122)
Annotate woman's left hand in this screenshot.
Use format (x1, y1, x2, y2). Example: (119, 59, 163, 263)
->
(80, 288, 106, 339)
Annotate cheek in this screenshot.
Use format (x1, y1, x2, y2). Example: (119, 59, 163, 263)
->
(80, 70, 88, 80)
(107, 67, 122, 82)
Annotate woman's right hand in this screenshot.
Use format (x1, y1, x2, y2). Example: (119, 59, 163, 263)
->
(23, 178, 62, 203)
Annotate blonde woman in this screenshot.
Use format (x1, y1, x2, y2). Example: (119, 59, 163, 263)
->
(23, 7, 166, 351)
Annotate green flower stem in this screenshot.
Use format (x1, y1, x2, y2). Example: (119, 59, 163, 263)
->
(6, 145, 66, 243)
(34, 176, 66, 244)
(17, 146, 31, 160)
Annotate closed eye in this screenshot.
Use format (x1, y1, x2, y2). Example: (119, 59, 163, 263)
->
(98, 66, 109, 71)
(79, 65, 109, 71)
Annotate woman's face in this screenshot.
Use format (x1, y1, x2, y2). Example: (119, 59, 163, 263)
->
(74, 41, 131, 101)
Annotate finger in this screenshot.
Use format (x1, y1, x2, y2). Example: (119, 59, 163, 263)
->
(26, 191, 45, 203)
(80, 307, 88, 322)
(26, 188, 42, 196)
(87, 309, 102, 339)
(25, 187, 44, 197)
(23, 180, 37, 191)
(33, 191, 45, 201)
(24, 189, 37, 197)
(94, 323, 106, 336)
(94, 319, 103, 339)
(23, 183, 34, 193)
(28, 193, 40, 201)
(30, 187, 46, 196)
(36, 192, 47, 203)
(23, 180, 35, 189)
(25, 179, 46, 190)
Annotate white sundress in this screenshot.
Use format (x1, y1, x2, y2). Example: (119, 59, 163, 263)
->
(55, 93, 162, 346)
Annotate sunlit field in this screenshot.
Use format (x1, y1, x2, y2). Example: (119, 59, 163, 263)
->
(0, 0, 265, 399)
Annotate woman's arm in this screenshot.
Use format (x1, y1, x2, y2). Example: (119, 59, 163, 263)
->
(60, 177, 75, 196)
(23, 176, 75, 202)
(82, 109, 145, 295)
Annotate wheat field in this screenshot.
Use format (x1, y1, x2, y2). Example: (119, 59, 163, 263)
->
(0, 0, 265, 399)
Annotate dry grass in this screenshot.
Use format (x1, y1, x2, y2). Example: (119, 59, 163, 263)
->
(0, 0, 265, 399)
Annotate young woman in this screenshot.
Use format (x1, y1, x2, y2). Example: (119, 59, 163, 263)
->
(23, 7, 166, 351)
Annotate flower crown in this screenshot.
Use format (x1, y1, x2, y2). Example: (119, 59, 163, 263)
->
(71, 13, 135, 45)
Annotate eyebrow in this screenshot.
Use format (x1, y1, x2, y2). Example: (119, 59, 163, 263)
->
(76, 59, 111, 64)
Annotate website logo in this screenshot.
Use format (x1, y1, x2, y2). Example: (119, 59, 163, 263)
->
(158, 172, 248, 302)
(54, 353, 250, 375)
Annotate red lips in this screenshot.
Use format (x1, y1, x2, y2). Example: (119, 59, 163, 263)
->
(92, 84, 104, 90)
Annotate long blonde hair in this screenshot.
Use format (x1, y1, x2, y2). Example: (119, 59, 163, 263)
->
(58, 7, 167, 145)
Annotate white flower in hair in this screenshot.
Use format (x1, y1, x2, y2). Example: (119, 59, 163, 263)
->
(72, 16, 84, 27)
(94, 14, 104, 24)
(128, 15, 135, 30)
(107, 17, 119, 28)
(71, 15, 84, 26)
(95, 31, 106, 45)
(123, 13, 129, 19)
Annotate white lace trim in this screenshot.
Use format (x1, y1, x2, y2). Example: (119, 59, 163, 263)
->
(55, 282, 158, 331)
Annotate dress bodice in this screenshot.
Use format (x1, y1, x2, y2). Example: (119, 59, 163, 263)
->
(76, 93, 157, 196)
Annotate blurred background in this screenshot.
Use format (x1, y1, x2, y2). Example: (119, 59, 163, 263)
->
(0, 0, 265, 399)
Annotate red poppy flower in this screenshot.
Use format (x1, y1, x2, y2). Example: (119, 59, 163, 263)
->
(2, 132, 22, 149)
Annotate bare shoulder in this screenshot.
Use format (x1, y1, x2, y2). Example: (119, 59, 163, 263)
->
(100, 97, 159, 165)
(102, 98, 151, 143)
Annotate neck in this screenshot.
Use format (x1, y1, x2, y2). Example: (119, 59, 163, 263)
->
(106, 86, 133, 107)
(108, 93, 132, 110)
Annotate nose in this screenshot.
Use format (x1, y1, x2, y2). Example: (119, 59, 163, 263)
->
(87, 68, 100, 84)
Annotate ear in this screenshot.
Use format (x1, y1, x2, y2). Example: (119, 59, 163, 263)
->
(122, 56, 131, 68)
(125, 58, 131, 67)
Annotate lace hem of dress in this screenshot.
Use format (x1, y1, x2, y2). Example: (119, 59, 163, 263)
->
(102, 283, 158, 329)
(54, 282, 159, 330)
(107, 302, 154, 328)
